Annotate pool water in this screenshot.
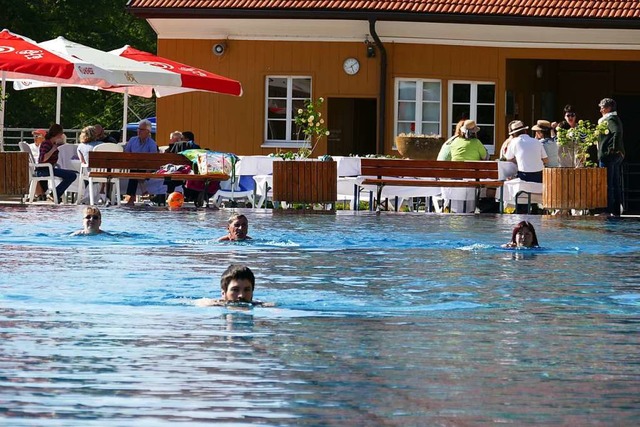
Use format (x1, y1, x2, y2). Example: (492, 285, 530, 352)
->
(1, 205, 639, 426)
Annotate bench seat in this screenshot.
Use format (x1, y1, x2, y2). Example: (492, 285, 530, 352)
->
(358, 158, 504, 212)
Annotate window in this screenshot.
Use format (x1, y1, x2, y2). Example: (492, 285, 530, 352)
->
(265, 76, 311, 146)
(449, 81, 496, 151)
(394, 79, 441, 137)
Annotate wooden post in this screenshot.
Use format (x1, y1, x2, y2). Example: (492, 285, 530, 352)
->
(542, 167, 607, 210)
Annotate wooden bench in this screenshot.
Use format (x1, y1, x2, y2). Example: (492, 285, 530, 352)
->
(359, 158, 505, 212)
(88, 151, 230, 206)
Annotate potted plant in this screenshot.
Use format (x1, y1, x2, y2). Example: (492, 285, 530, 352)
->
(395, 132, 445, 160)
(272, 97, 336, 206)
(542, 119, 609, 211)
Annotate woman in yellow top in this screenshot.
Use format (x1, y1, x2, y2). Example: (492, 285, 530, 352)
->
(449, 120, 488, 161)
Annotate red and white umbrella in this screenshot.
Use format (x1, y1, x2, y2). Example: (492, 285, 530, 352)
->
(107, 45, 243, 98)
(0, 29, 106, 149)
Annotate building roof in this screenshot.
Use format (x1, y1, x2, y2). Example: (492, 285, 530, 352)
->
(127, 0, 640, 23)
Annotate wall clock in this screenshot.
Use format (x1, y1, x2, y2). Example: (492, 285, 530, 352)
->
(343, 57, 360, 75)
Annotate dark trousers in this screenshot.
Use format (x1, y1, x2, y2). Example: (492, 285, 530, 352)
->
(600, 154, 624, 215)
(36, 166, 77, 203)
(126, 169, 144, 197)
(517, 170, 543, 183)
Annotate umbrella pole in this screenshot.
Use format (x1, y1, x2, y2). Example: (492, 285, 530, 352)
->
(121, 88, 129, 143)
(1, 71, 6, 152)
(56, 85, 61, 124)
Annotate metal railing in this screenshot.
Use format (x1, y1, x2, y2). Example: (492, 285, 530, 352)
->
(0, 127, 122, 151)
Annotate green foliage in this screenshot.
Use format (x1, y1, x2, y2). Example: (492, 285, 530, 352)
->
(0, 0, 157, 129)
(556, 119, 608, 167)
(293, 97, 330, 158)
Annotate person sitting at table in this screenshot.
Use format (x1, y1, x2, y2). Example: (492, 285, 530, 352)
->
(503, 221, 540, 248)
(168, 130, 200, 153)
(532, 120, 559, 167)
(123, 119, 159, 205)
(504, 120, 548, 183)
(37, 124, 78, 204)
(94, 124, 117, 143)
(71, 205, 106, 236)
(437, 119, 465, 161)
(448, 120, 488, 161)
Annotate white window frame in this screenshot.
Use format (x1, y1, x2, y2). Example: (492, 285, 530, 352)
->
(263, 76, 312, 148)
(448, 80, 496, 154)
(393, 78, 442, 140)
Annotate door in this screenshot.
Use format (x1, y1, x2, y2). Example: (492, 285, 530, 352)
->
(327, 98, 377, 156)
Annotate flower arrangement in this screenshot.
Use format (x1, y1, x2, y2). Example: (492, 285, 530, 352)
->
(294, 97, 330, 158)
(556, 119, 608, 167)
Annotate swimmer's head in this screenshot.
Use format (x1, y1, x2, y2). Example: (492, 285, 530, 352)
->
(226, 214, 249, 240)
(220, 264, 255, 303)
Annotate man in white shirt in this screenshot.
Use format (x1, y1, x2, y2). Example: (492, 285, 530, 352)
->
(505, 120, 548, 183)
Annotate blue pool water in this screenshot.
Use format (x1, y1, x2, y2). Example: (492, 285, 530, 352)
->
(1, 205, 639, 425)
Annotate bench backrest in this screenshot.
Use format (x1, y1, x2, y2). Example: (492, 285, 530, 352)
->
(360, 158, 499, 180)
(89, 151, 191, 171)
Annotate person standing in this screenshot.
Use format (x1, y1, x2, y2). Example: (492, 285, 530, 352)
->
(123, 119, 159, 205)
(504, 120, 548, 183)
(597, 98, 625, 216)
(37, 124, 78, 204)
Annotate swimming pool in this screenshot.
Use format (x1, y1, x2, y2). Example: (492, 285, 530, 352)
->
(1, 205, 639, 425)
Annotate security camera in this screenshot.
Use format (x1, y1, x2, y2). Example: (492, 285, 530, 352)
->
(213, 42, 226, 56)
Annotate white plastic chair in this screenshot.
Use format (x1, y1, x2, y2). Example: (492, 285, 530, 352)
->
(77, 143, 123, 205)
(56, 143, 81, 203)
(18, 141, 58, 204)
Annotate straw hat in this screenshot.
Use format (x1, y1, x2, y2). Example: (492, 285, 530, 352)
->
(531, 120, 551, 131)
(461, 119, 480, 133)
(508, 120, 529, 135)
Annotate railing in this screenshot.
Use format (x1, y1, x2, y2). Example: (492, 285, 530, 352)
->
(1, 127, 121, 152)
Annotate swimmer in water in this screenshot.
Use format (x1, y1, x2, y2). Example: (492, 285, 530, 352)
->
(503, 221, 539, 248)
(71, 206, 106, 236)
(196, 265, 273, 307)
(218, 214, 251, 241)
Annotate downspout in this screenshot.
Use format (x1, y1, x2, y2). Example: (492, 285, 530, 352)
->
(369, 18, 386, 155)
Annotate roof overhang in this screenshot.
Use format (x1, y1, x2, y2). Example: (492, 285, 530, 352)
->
(142, 18, 640, 51)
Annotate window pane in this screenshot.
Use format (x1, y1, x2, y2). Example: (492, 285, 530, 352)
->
(292, 99, 306, 118)
(398, 101, 416, 121)
(422, 102, 439, 122)
(452, 105, 469, 122)
(452, 84, 470, 103)
(292, 78, 311, 98)
(267, 120, 286, 140)
(477, 84, 495, 104)
(477, 105, 495, 125)
(477, 125, 494, 146)
(292, 121, 306, 141)
(422, 122, 440, 136)
(267, 99, 287, 119)
(398, 81, 416, 101)
(268, 78, 287, 97)
(422, 82, 440, 102)
(397, 122, 413, 135)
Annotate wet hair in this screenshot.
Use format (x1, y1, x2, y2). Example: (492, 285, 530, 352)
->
(79, 125, 97, 144)
(182, 131, 195, 142)
(83, 205, 101, 219)
(228, 213, 248, 225)
(46, 123, 64, 140)
(509, 221, 539, 247)
(220, 264, 255, 292)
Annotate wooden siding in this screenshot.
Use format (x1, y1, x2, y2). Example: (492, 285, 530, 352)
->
(157, 39, 640, 156)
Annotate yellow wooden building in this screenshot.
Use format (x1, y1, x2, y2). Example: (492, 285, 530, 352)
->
(127, 0, 640, 166)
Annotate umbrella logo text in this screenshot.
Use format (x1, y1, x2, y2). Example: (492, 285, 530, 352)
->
(0, 46, 16, 54)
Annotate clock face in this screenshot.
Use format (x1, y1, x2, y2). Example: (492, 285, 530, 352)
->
(343, 57, 360, 75)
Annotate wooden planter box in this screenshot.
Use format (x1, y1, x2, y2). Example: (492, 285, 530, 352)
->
(272, 160, 337, 204)
(542, 167, 607, 210)
(0, 152, 29, 197)
(395, 136, 445, 160)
